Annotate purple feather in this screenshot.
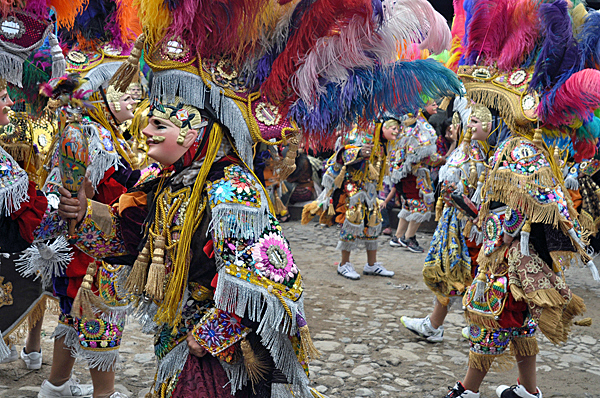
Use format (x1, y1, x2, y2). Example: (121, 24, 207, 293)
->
(530, 0, 582, 92)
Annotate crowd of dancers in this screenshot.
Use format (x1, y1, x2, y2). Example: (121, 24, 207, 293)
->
(0, 1, 598, 398)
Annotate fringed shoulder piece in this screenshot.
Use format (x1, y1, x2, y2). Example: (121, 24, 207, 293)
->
(0, 146, 30, 216)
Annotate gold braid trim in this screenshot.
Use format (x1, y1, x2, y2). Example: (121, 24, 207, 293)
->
(155, 124, 223, 328)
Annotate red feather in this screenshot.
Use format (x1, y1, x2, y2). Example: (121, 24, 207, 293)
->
(465, 0, 509, 65)
(261, 0, 374, 104)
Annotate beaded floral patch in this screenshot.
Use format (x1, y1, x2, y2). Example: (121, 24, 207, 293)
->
(192, 308, 250, 361)
(207, 165, 261, 209)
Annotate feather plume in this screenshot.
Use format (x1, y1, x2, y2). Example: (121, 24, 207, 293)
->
(417, 6, 451, 54)
(262, 0, 375, 103)
(49, 0, 90, 29)
(538, 69, 600, 128)
(530, 0, 582, 92)
(496, 0, 540, 71)
(459, 0, 475, 65)
(288, 58, 462, 137)
(578, 11, 600, 69)
(465, 0, 509, 65)
(571, 3, 588, 37)
(137, 0, 171, 45)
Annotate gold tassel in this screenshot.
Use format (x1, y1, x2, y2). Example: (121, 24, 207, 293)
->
(278, 134, 299, 181)
(333, 165, 346, 188)
(71, 262, 107, 319)
(327, 201, 336, 216)
(435, 196, 444, 221)
(367, 209, 379, 227)
(301, 202, 321, 225)
(126, 241, 151, 295)
(145, 236, 166, 301)
(575, 317, 592, 326)
(240, 337, 269, 386)
(273, 192, 287, 215)
(109, 34, 145, 92)
(532, 128, 544, 149)
(368, 163, 379, 181)
(299, 324, 321, 361)
(280, 182, 288, 195)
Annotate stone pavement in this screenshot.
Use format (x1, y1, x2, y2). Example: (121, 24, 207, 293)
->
(0, 220, 599, 397)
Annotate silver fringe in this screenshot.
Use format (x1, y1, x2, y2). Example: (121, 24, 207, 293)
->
(220, 360, 249, 396)
(0, 53, 24, 87)
(213, 272, 311, 395)
(151, 70, 206, 110)
(398, 209, 432, 223)
(15, 235, 73, 284)
(336, 239, 358, 252)
(210, 203, 270, 241)
(154, 340, 189, 392)
(564, 177, 579, 190)
(79, 62, 122, 94)
(364, 240, 379, 251)
(0, 147, 29, 215)
(131, 298, 159, 334)
(0, 330, 11, 361)
(52, 320, 121, 372)
(85, 124, 123, 188)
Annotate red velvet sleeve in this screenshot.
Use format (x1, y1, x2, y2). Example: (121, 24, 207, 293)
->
(94, 167, 127, 205)
(10, 181, 48, 244)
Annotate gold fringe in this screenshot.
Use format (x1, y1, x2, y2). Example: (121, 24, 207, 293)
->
(464, 311, 501, 329)
(145, 235, 166, 301)
(468, 351, 513, 373)
(71, 262, 107, 319)
(368, 163, 378, 181)
(241, 337, 270, 388)
(435, 196, 444, 222)
(301, 201, 321, 225)
(126, 241, 150, 295)
(299, 325, 321, 361)
(575, 317, 592, 326)
(510, 336, 539, 357)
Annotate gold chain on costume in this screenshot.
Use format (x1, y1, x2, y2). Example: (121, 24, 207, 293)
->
(155, 123, 224, 329)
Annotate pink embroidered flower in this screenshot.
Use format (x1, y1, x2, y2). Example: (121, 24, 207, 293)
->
(251, 233, 297, 283)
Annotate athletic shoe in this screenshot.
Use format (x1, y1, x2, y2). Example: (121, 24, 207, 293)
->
(389, 236, 408, 247)
(496, 384, 542, 398)
(21, 347, 42, 370)
(109, 393, 128, 398)
(38, 378, 94, 398)
(445, 382, 480, 398)
(406, 236, 424, 253)
(0, 344, 18, 364)
(337, 262, 360, 280)
(400, 315, 444, 342)
(462, 326, 470, 340)
(382, 227, 392, 236)
(363, 262, 394, 277)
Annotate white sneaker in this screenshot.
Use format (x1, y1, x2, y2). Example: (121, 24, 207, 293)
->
(445, 382, 481, 398)
(363, 262, 394, 277)
(496, 384, 542, 398)
(0, 344, 18, 363)
(38, 378, 94, 398)
(337, 262, 360, 280)
(400, 315, 444, 343)
(21, 348, 42, 370)
(109, 393, 128, 398)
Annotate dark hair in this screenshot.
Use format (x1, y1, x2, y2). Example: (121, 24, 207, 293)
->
(441, 117, 453, 136)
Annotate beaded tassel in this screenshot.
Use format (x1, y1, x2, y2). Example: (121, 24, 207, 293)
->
(145, 236, 166, 300)
(71, 261, 107, 319)
(126, 241, 151, 295)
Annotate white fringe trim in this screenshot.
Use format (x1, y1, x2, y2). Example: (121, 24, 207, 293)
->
(0, 330, 11, 361)
(16, 235, 73, 285)
(398, 209, 432, 223)
(52, 320, 121, 372)
(210, 203, 270, 241)
(85, 124, 123, 188)
(79, 62, 122, 94)
(0, 147, 29, 215)
(154, 340, 189, 392)
(564, 177, 579, 190)
(213, 272, 311, 395)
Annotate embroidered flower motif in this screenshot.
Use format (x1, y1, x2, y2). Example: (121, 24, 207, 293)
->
(209, 180, 236, 205)
(251, 232, 297, 283)
(219, 311, 243, 336)
(198, 318, 226, 348)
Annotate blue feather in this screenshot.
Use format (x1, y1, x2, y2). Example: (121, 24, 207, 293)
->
(577, 11, 600, 69)
(289, 59, 462, 135)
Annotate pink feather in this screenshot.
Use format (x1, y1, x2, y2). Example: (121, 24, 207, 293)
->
(541, 69, 600, 127)
(465, 0, 509, 65)
(497, 0, 540, 71)
(418, 6, 451, 54)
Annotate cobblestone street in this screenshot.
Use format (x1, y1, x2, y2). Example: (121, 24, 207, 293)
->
(1, 220, 599, 397)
